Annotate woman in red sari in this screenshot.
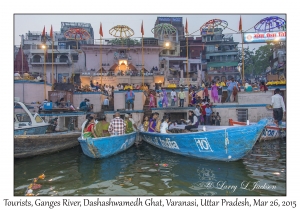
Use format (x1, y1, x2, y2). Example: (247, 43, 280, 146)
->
(83, 116, 97, 138)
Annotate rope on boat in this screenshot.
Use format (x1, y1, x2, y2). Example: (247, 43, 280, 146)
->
(225, 129, 229, 154)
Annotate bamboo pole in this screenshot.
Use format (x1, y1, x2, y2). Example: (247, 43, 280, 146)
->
(241, 32, 245, 83)
(51, 36, 54, 89)
(100, 37, 103, 86)
(142, 35, 144, 86)
(43, 47, 47, 99)
(186, 35, 189, 86)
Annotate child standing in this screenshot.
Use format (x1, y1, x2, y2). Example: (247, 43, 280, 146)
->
(211, 112, 216, 125)
(216, 112, 221, 126)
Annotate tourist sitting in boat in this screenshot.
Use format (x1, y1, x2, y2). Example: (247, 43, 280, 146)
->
(148, 113, 158, 132)
(108, 112, 125, 135)
(83, 116, 97, 139)
(142, 115, 149, 132)
(160, 115, 171, 134)
(128, 113, 138, 131)
(124, 114, 134, 134)
(94, 115, 110, 137)
(155, 113, 162, 132)
(181, 110, 199, 131)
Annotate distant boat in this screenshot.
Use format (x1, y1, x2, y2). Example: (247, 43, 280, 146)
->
(78, 132, 137, 158)
(139, 118, 268, 161)
(14, 101, 49, 135)
(14, 131, 81, 158)
(229, 118, 286, 141)
(14, 101, 81, 158)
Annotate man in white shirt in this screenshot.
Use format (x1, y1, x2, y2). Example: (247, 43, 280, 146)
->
(271, 88, 286, 126)
(103, 97, 109, 110)
(194, 105, 201, 123)
(170, 89, 177, 106)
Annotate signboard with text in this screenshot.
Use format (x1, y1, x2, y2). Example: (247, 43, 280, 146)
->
(243, 31, 286, 43)
(158, 17, 182, 23)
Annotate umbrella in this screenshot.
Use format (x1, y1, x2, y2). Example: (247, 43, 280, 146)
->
(109, 25, 134, 38)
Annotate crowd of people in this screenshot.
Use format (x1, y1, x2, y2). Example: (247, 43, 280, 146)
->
(81, 112, 139, 138)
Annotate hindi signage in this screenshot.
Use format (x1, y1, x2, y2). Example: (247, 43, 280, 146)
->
(243, 31, 286, 43)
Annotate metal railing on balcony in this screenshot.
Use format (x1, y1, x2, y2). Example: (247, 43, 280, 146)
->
(209, 58, 239, 62)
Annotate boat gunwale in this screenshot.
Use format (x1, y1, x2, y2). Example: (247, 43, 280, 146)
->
(78, 131, 137, 142)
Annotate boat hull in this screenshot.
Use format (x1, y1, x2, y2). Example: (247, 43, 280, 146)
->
(78, 132, 137, 158)
(139, 119, 267, 161)
(229, 120, 286, 141)
(14, 125, 49, 135)
(14, 131, 81, 158)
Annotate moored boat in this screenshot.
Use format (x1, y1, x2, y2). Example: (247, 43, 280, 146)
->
(78, 132, 137, 158)
(139, 118, 268, 161)
(229, 118, 286, 141)
(14, 101, 49, 135)
(14, 131, 81, 158)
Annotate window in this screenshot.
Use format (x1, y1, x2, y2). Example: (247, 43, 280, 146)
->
(161, 64, 164, 68)
(35, 115, 43, 123)
(236, 109, 248, 122)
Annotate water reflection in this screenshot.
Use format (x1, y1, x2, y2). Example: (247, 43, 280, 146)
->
(14, 139, 286, 196)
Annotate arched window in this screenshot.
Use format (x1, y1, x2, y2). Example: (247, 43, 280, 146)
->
(32, 55, 41, 63)
(59, 55, 68, 62)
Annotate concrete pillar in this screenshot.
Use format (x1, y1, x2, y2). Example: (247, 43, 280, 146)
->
(57, 117, 65, 131)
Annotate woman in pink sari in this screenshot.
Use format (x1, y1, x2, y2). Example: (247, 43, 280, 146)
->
(149, 92, 155, 110)
(211, 82, 219, 103)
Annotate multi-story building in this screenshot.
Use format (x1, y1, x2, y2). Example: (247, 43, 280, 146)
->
(19, 22, 94, 84)
(154, 17, 203, 86)
(202, 28, 240, 82)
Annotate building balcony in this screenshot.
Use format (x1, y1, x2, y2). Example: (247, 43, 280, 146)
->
(206, 49, 238, 54)
(209, 58, 239, 63)
(30, 60, 70, 65)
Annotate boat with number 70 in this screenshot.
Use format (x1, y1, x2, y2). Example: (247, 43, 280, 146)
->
(229, 118, 286, 141)
(139, 118, 268, 161)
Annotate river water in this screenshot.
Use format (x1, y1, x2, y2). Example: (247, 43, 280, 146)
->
(14, 138, 286, 196)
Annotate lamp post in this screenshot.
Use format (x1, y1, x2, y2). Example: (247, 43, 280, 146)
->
(42, 44, 47, 99)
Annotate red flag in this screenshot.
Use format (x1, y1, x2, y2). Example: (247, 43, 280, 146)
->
(141, 21, 144, 36)
(42, 26, 46, 42)
(239, 16, 242, 31)
(99, 22, 103, 37)
(50, 25, 53, 39)
(185, 18, 188, 34)
(42, 26, 45, 37)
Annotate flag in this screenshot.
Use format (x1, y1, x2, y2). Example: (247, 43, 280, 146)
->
(141, 21, 144, 36)
(185, 18, 188, 34)
(239, 16, 242, 31)
(42, 26, 46, 42)
(50, 25, 53, 39)
(99, 22, 103, 37)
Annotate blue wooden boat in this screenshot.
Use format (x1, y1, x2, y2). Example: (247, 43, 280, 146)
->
(78, 132, 137, 158)
(14, 101, 49, 135)
(139, 118, 268, 161)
